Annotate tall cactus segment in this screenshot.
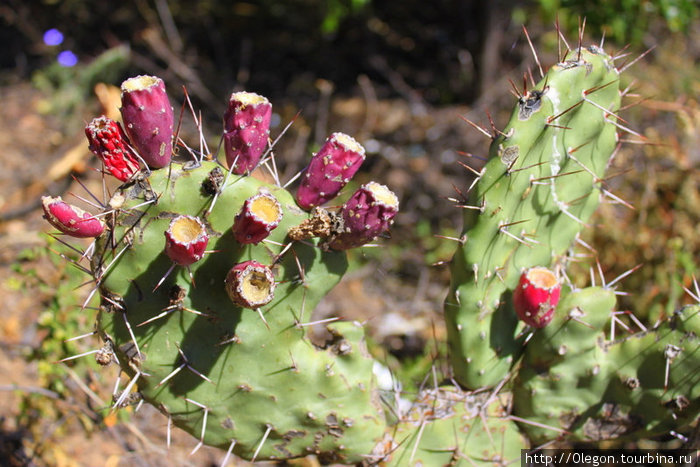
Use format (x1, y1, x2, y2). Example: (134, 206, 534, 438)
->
(513, 290, 700, 443)
(446, 45, 623, 389)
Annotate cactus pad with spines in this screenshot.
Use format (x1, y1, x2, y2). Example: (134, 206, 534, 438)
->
(513, 289, 700, 442)
(93, 161, 386, 461)
(446, 46, 622, 388)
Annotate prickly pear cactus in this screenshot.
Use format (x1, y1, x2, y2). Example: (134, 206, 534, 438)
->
(514, 291, 700, 443)
(446, 45, 623, 389)
(93, 161, 386, 461)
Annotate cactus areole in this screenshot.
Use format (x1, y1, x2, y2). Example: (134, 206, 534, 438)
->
(513, 267, 561, 328)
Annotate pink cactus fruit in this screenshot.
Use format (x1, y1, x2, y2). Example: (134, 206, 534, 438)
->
(41, 196, 105, 238)
(328, 182, 399, 251)
(85, 116, 141, 182)
(232, 190, 283, 245)
(164, 215, 209, 266)
(296, 132, 366, 210)
(512, 267, 561, 328)
(223, 92, 272, 174)
(120, 75, 174, 169)
(224, 260, 276, 309)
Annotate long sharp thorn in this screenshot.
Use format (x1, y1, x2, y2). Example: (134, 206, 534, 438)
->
(67, 192, 104, 211)
(257, 309, 270, 329)
(522, 26, 544, 79)
(153, 263, 177, 292)
(190, 408, 209, 455)
(409, 419, 428, 464)
(508, 415, 569, 434)
(252, 425, 273, 462)
(65, 330, 96, 342)
(282, 168, 304, 189)
(114, 370, 140, 409)
(607, 264, 642, 288)
(57, 349, 100, 363)
(206, 154, 239, 217)
(167, 415, 172, 448)
(457, 160, 482, 177)
(220, 439, 237, 467)
(602, 189, 635, 210)
(459, 115, 493, 139)
(577, 17, 586, 62)
(70, 174, 106, 208)
(683, 276, 700, 303)
(547, 100, 584, 123)
(157, 363, 186, 388)
(582, 97, 629, 124)
(619, 45, 656, 73)
(297, 317, 339, 328)
(122, 313, 142, 360)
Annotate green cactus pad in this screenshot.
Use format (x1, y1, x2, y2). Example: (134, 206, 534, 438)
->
(93, 161, 385, 462)
(446, 46, 622, 388)
(514, 287, 700, 443)
(373, 387, 526, 466)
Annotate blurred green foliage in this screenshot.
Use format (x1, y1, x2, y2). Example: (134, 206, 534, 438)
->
(535, 0, 698, 45)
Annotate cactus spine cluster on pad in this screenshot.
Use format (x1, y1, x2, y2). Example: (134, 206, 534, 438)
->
(41, 31, 700, 464)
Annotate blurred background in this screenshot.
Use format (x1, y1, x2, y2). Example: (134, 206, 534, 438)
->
(0, 0, 698, 465)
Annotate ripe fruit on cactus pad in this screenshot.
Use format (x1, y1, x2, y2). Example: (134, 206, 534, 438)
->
(85, 116, 140, 182)
(513, 267, 560, 328)
(42, 196, 105, 238)
(224, 260, 276, 309)
(120, 75, 174, 168)
(328, 181, 399, 250)
(164, 215, 209, 266)
(223, 91, 272, 174)
(296, 132, 366, 210)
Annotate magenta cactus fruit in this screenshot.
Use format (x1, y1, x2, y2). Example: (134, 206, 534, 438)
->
(41, 196, 105, 238)
(224, 260, 276, 309)
(164, 215, 209, 266)
(120, 75, 174, 168)
(296, 132, 366, 210)
(328, 181, 399, 250)
(512, 267, 561, 328)
(85, 116, 141, 182)
(232, 190, 283, 244)
(223, 91, 272, 174)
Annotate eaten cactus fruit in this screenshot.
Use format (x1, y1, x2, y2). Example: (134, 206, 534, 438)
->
(232, 190, 282, 244)
(296, 132, 366, 210)
(120, 75, 174, 168)
(164, 215, 209, 266)
(513, 267, 560, 328)
(41, 196, 105, 238)
(85, 116, 140, 182)
(224, 260, 276, 309)
(223, 91, 272, 174)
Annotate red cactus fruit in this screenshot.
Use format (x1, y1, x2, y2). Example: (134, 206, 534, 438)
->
(41, 196, 105, 238)
(120, 75, 174, 169)
(296, 132, 366, 210)
(225, 260, 276, 309)
(513, 267, 561, 328)
(328, 182, 399, 250)
(85, 116, 141, 182)
(223, 92, 272, 174)
(232, 191, 283, 245)
(164, 215, 209, 266)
